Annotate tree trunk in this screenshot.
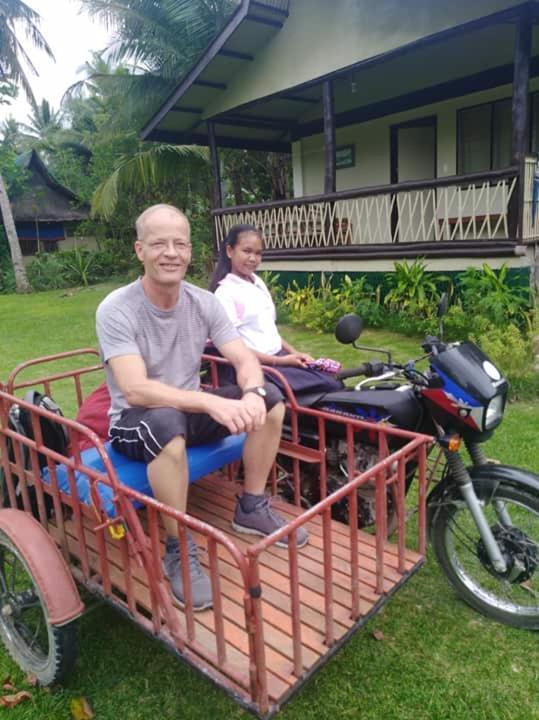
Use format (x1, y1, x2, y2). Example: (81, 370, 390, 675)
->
(0, 171, 30, 293)
(269, 153, 289, 201)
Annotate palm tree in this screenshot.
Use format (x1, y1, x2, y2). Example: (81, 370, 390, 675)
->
(19, 98, 62, 154)
(67, 2, 234, 220)
(92, 143, 208, 219)
(78, 0, 237, 121)
(0, 0, 53, 292)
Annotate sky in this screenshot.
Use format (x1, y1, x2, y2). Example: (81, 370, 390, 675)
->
(1, 0, 112, 124)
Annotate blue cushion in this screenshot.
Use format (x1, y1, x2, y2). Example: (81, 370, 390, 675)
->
(42, 435, 246, 517)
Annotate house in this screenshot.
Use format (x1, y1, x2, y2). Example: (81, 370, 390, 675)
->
(9, 150, 89, 259)
(141, 0, 539, 289)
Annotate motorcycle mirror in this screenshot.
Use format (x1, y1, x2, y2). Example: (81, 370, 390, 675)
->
(335, 314, 364, 344)
(437, 292, 449, 319)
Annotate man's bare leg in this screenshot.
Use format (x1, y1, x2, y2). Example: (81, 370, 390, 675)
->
(234, 401, 309, 548)
(242, 402, 285, 493)
(148, 435, 213, 610)
(147, 435, 188, 537)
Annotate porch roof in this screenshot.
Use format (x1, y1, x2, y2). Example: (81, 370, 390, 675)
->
(140, 0, 291, 152)
(141, 1, 539, 151)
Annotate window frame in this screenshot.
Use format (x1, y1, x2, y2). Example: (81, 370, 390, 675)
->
(456, 96, 514, 174)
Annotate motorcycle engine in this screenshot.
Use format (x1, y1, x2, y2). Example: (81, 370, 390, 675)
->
(327, 441, 381, 526)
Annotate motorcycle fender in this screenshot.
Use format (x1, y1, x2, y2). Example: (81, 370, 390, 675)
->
(427, 463, 539, 537)
(468, 464, 539, 497)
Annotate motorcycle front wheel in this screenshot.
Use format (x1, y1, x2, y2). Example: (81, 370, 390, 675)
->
(431, 480, 539, 629)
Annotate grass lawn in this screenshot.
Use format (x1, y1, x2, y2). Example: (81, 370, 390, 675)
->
(0, 282, 538, 720)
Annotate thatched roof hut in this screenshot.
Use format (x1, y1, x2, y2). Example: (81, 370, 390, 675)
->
(8, 150, 89, 254)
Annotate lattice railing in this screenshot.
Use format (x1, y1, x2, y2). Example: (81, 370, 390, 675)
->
(522, 156, 539, 242)
(213, 169, 518, 251)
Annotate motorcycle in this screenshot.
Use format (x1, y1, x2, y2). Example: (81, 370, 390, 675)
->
(275, 294, 539, 630)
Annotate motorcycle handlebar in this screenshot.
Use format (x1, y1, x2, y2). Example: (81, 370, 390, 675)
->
(336, 360, 387, 380)
(336, 363, 370, 380)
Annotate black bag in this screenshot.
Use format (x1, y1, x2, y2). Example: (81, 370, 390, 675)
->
(1, 390, 69, 516)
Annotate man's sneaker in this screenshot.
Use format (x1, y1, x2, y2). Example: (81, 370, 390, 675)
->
(162, 535, 213, 611)
(232, 495, 309, 548)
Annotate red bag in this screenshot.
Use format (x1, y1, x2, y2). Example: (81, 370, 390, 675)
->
(76, 383, 111, 450)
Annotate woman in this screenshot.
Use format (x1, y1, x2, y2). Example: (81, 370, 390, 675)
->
(209, 224, 342, 395)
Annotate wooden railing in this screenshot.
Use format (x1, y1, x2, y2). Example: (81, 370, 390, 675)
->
(522, 155, 539, 242)
(213, 168, 519, 251)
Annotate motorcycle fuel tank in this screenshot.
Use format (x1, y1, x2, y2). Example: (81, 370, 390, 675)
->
(318, 386, 423, 432)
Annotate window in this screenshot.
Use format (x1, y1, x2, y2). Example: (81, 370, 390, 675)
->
(457, 98, 512, 173)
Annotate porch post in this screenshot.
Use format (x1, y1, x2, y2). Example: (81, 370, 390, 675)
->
(323, 79, 336, 194)
(509, 6, 532, 239)
(207, 120, 223, 210)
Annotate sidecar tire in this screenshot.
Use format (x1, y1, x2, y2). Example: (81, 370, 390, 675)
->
(431, 481, 539, 629)
(0, 526, 79, 684)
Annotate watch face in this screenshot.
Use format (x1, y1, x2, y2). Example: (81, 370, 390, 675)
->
(258, 386, 267, 397)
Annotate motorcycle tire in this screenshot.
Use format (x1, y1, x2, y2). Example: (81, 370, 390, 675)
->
(431, 479, 539, 629)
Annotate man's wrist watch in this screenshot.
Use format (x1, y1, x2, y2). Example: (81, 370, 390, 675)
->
(242, 386, 267, 399)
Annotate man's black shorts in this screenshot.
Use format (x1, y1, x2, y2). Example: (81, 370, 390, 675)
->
(109, 383, 282, 463)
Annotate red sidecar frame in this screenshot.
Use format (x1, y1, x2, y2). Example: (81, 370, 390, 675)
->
(0, 350, 432, 718)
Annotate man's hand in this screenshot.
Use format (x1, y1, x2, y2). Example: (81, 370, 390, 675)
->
(241, 392, 267, 430)
(204, 394, 266, 434)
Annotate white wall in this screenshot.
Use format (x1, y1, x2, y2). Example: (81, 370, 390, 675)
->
(205, 0, 523, 119)
(295, 77, 539, 197)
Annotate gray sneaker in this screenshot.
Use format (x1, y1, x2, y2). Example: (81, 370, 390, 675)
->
(163, 535, 213, 611)
(232, 496, 309, 548)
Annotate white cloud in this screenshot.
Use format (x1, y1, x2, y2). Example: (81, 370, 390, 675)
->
(1, 0, 112, 123)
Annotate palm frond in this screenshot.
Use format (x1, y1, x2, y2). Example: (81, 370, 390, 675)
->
(92, 143, 208, 219)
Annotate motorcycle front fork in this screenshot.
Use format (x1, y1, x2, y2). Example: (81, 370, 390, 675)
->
(443, 443, 508, 574)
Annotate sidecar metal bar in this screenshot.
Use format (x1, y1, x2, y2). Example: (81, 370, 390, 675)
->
(0, 351, 432, 719)
(7, 349, 101, 402)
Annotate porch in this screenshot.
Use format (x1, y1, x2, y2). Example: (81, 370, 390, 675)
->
(214, 158, 539, 269)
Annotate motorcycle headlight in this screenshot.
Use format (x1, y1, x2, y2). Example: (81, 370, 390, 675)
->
(484, 395, 505, 430)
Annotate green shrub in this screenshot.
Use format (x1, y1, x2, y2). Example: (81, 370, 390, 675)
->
(0, 256, 15, 294)
(459, 263, 530, 328)
(384, 258, 448, 314)
(26, 243, 135, 292)
(95, 237, 138, 277)
(475, 323, 532, 377)
(26, 252, 68, 291)
(281, 274, 385, 333)
(60, 248, 104, 287)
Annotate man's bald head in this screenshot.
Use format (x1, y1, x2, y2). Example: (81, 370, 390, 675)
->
(135, 204, 189, 242)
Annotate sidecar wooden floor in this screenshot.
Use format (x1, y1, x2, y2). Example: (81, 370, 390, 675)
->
(48, 472, 424, 717)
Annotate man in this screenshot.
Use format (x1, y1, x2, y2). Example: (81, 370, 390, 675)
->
(96, 204, 308, 612)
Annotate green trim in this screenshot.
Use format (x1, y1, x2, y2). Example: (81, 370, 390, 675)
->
(266, 266, 531, 293)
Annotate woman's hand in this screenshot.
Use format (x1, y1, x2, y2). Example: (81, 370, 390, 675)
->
(275, 352, 312, 368)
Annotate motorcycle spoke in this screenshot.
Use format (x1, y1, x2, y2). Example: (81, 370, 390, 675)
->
(9, 555, 19, 593)
(444, 491, 539, 614)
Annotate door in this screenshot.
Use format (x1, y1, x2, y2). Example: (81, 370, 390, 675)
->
(390, 117, 437, 242)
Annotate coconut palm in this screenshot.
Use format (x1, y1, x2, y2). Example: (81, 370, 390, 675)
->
(78, 0, 237, 120)
(92, 142, 208, 219)
(19, 98, 62, 151)
(0, 0, 54, 292)
(71, 2, 237, 219)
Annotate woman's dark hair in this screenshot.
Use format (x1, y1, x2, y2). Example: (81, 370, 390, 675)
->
(208, 223, 261, 292)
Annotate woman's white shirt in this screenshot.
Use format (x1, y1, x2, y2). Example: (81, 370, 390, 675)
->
(214, 273, 282, 355)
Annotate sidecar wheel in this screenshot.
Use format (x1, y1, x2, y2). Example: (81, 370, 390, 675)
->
(431, 481, 539, 629)
(0, 529, 78, 684)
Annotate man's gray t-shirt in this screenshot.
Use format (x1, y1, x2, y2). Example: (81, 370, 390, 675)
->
(96, 279, 239, 426)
